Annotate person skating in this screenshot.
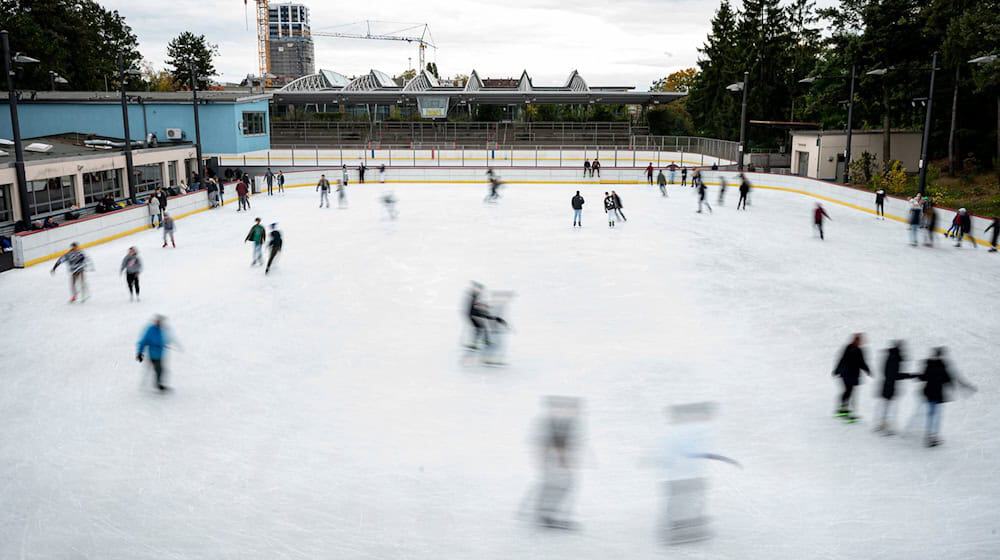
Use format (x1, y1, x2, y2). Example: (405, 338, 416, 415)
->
(236, 178, 250, 212)
(873, 341, 914, 436)
(611, 190, 626, 221)
(485, 176, 502, 203)
(954, 208, 977, 248)
(681, 167, 688, 188)
(148, 194, 161, 228)
(908, 195, 924, 246)
(697, 181, 712, 214)
(737, 174, 751, 210)
(337, 179, 348, 208)
(120, 246, 143, 301)
(277, 170, 285, 193)
(592, 158, 601, 178)
(813, 203, 830, 240)
(657, 170, 668, 197)
(381, 191, 398, 220)
(571, 191, 585, 227)
(918, 347, 976, 447)
(136, 315, 172, 392)
(604, 192, 616, 228)
(832, 333, 871, 421)
(51, 242, 92, 303)
(161, 212, 176, 248)
(667, 163, 678, 185)
(155, 187, 168, 215)
(923, 201, 938, 246)
(986, 216, 1000, 252)
(583, 160, 591, 178)
(265, 223, 282, 274)
(533, 396, 582, 530)
(265, 168, 275, 196)
(717, 175, 727, 205)
(945, 208, 960, 239)
(645, 162, 654, 185)
(358, 161, 367, 184)
(465, 282, 507, 350)
(245, 217, 266, 266)
(316, 174, 331, 208)
(875, 189, 886, 219)
(341, 164, 350, 188)
(379, 163, 386, 183)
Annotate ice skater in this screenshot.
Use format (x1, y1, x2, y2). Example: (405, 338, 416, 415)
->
(681, 167, 688, 187)
(668, 163, 677, 185)
(266, 223, 282, 274)
(341, 164, 350, 189)
(737, 174, 751, 210)
(697, 181, 712, 214)
(924, 202, 938, 246)
(485, 176, 503, 203)
(148, 194, 161, 228)
(136, 314, 172, 392)
(51, 242, 92, 303)
(571, 190, 584, 227)
(245, 217, 266, 266)
(657, 170, 668, 197)
(832, 333, 871, 422)
(379, 163, 386, 183)
(337, 179, 348, 208)
(236, 178, 250, 212)
(358, 161, 366, 184)
(532, 396, 582, 530)
(604, 192, 617, 228)
(986, 216, 999, 252)
(277, 170, 285, 193)
(611, 190, 626, 221)
(583, 160, 591, 177)
(161, 212, 175, 248)
(717, 175, 727, 205)
(316, 174, 331, 208)
(873, 341, 914, 435)
(813, 203, 830, 239)
(592, 158, 601, 178)
(954, 208, 977, 248)
(265, 168, 275, 195)
(381, 191, 398, 220)
(645, 162, 654, 185)
(908, 195, 924, 245)
(465, 282, 506, 352)
(120, 246, 142, 301)
(917, 347, 976, 447)
(875, 189, 886, 219)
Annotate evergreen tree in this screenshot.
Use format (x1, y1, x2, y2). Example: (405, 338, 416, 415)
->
(165, 32, 218, 90)
(686, 0, 740, 140)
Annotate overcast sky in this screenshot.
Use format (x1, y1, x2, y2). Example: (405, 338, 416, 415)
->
(99, 0, 837, 90)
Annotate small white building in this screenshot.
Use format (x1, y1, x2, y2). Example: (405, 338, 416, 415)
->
(790, 129, 922, 180)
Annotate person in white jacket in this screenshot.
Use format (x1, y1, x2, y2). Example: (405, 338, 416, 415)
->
(148, 195, 161, 228)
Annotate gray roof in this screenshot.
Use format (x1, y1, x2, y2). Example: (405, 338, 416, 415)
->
(272, 89, 683, 106)
(2, 91, 272, 105)
(0, 133, 192, 165)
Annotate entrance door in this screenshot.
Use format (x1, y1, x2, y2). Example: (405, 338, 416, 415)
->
(796, 151, 810, 176)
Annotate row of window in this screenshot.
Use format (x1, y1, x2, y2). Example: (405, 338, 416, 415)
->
(242, 111, 267, 136)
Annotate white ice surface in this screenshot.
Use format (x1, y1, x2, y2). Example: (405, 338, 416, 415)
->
(1, 182, 998, 559)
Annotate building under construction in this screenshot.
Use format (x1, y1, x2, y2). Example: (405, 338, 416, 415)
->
(268, 2, 315, 86)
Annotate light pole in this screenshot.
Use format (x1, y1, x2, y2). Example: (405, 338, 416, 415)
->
(189, 61, 205, 189)
(969, 54, 999, 182)
(727, 72, 749, 171)
(48, 71, 67, 91)
(916, 52, 938, 196)
(117, 55, 139, 203)
(799, 64, 857, 183)
(2, 30, 39, 224)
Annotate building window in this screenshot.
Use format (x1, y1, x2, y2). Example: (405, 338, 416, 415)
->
(167, 161, 179, 187)
(26, 175, 77, 215)
(132, 164, 163, 195)
(242, 111, 267, 135)
(83, 169, 123, 204)
(0, 183, 13, 224)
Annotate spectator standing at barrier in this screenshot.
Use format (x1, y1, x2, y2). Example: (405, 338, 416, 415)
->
(583, 160, 591, 178)
(875, 189, 886, 219)
(265, 168, 275, 196)
(657, 170, 668, 197)
(813, 203, 830, 240)
(571, 191, 585, 227)
(51, 242, 93, 303)
(986, 217, 1000, 252)
(206, 178, 219, 208)
(681, 167, 689, 187)
(155, 187, 168, 215)
(711, 162, 719, 171)
(645, 163, 654, 185)
(162, 212, 176, 248)
(120, 246, 143, 302)
(737, 174, 751, 210)
(277, 170, 285, 193)
(136, 315, 172, 392)
(341, 164, 350, 187)
(954, 208, 977, 249)
(245, 217, 266, 266)
(236, 179, 250, 212)
(592, 159, 601, 178)
(317, 174, 331, 208)
(148, 195, 161, 228)
(266, 223, 283, 274)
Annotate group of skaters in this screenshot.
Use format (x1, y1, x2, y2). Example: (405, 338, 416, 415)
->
(244, 217, 284, 274)
(832, 333, 977, 447)
(144, 187, 177, 247)
(316, 171, 349, 209)
(906, 192, 1000, 250)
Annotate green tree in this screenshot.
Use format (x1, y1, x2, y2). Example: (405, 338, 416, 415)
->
(165, 31, 218, 89)
(686, 0, 741, 140)
(651, 68, 698, 92)
(0, 0, 141, 91)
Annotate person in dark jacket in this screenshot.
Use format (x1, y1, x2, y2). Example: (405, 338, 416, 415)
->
(874, 341, 914, 435)
(571, 191, 584, 227)
(264, 168, 275, 196)
(954, 208, 977, 248)
(583, 160, 591, 177)
(465, 282, 506, 349)
(986, 217, 1000, 252)
(155, 187, 168, 213)
(604, 192, 616, 228)
(120, 246, 143, 301)
(697, 181, 712, 214)
(245, 217, 266, 266)
(813, 203, 830, 240)
(611, 190, 625, 221)
(681, 167, 688, 187)
(592, 159, 601, 178)
(875, 189, 886, 219)
(266, 223, 282, 274)
(832, 333, 871, 420)
(236, 180, 250, 212)
(737, 174, 751, 210)
(918, 347, 976, 447)
(923, 202, 938, 247)
(657, 170, 668, 197)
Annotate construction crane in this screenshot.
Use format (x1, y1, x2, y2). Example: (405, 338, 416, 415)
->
(310, 21, 436, 71)
(245, 0, 271, 87)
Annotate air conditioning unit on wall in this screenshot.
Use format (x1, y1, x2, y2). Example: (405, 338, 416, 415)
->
(165, 128, 184, 140)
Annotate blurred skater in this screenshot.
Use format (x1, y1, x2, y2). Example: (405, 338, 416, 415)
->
(120, 246, 142, 301)
(337, 179, 348, 208)
(136, 315, 172, 392)
(875, 189, 886, 219)
(485, 175, 503, 203)
(316, 174, 331, 208)
(51, 242, 92, 303)
(533, 397, 582, 530)
(379, 163, 386, 183)
(874, 341, 914, 435)
(381, 191, 398, 220)
(945, 208, 960, 239)
(657, 170, 668, 197)
(604, 192, 617, 228)
(265, 223, 282, 274)
(737, 174, 751, 210)
(954, 208, 976, 248)
(611, 191, 626, 221)
(924, 201, 938, 246)
(986, 216, 1000, 252)
(571, 191, 585, 227)
(697, 181, 712, 214)
(918, 347, 976, 447)
(681, 167, 688, 187)
(813, 203, 830, 239)
(717, 175, 727, 205)
(908, 195, 924, 245)
(245, 217, 266, 266)
(832, 333, 871, 421)
(161, 212, 176, 248)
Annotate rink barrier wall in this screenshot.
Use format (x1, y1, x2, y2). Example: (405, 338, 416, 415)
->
(13, 190, 239, 268)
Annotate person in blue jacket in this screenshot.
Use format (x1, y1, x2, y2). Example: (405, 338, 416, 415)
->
(137, 315, 171, 392)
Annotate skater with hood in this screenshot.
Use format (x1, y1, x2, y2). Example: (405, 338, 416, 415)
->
(148, 194, 161, 228)
(875, 189, 886, 219)
(136, 315, 172, 392)
(813, 203, 830, 240)
(832, 333, 871, 421)
(986, 216, 1000, 252)
(571, 191, 585, 227)
(697, 180, 712, 214)
(51, 242, 93, 302)
(737, 174, 751, 210)
(316, 174, 331, 208)
(874, 341, 914, 435)
(161, 212, 176, 248)
(120, 246, 143, 301)
(954, 208, 977, 248)
(657, 170, 668, 197)
(245, 217, 266, 266)
(918, 347, 976, 447)
(611, 190, 626, 221)
(266, 223, 283, 274)
(604, 192, 617, 228)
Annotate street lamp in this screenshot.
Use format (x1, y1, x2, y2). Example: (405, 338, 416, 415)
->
(117, 55, 141, 203)
(48, 71, 67, 91)
(727, 72, 749, 171)
(916, 52, 939, 196)
(2, 30, 38, 225)
(189, 61, 205, 190)
(969, 54, 999, 182)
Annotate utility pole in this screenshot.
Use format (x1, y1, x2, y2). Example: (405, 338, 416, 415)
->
(118, 55, 137, 203)
(190, 61, 206, 189)
(843, 64, 856, 183)
(1, 30, 32, 224)
(948, 66, 959, 176)
(917, 52, 938, 196)
(738, 71, 749, 171)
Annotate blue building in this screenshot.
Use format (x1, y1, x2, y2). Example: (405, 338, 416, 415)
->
(0, 91, 271, 154)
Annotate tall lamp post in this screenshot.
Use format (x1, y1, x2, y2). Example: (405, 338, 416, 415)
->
(117, 55, 139, 203)
(2, 30, 39, 224)
(799, 64, 857, 183)
(916, 52, 939, 196)
(727, 71, 749, 171)
(189, 61, 205, 189)
(969, 54, 999, 184)
(48, 71, 67, 91)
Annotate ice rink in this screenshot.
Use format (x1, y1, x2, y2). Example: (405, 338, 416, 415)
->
(1, 181, 998, 559)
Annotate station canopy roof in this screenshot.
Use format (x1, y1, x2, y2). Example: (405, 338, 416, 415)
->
(275, 69, 684, 105)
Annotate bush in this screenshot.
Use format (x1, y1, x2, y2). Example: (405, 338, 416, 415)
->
(871, 160, 909, 195)
(848, 151, 877, 185)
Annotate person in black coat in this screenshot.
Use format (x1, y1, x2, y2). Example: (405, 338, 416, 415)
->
(986, 217, 1000, 252)
(918, 347, 975, 447)
(874, 341, 915, 435)
(923, 203, 938, 247)
(611, 190, 625, 221)
(571, 191, 585, 227)
(832, 333, 871, 420)
(737, 174, 751, 210)
(954, 208, 977, 248)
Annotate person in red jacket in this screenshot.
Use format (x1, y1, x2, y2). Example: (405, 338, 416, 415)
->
(236, 180, 250, 212)
(645, 162, 654, 185)
(813, 203, 831, 240)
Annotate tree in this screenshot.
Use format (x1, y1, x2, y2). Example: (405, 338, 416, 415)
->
(651, 68, 698, 93)
(397, 68, 417, 83)
(451, 73, 470, 87)
(165, 32, 218, 89)
(686, 0, 741, 140)
(0, 0, 141, 91)
(140, 61, 175, 92)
